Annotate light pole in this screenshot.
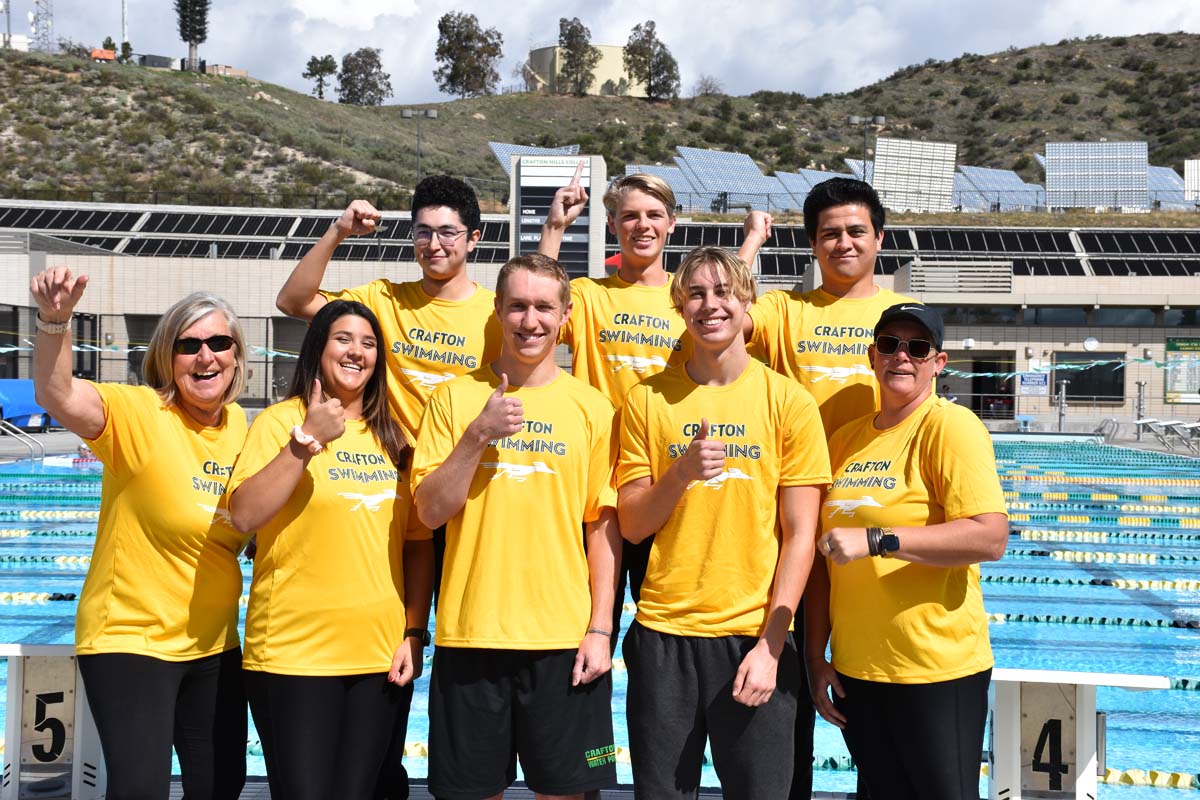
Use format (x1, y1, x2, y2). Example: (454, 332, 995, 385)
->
(401, 108, 438, 184)
(847, 114, 885, 180)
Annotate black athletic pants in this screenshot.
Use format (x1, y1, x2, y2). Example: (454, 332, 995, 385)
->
(76, 649, 246, 800)
(611, 536, 653, 653)
(834, 669, 991, 800)
(244, 670, 411, 800)
(789, 601, 814, 800)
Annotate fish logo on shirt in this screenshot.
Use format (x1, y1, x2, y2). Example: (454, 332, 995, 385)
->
(688, 467, 753, 490)
(338, 490, 398, 512)
(798, 364, 873, 384)
(401, 369, 456, 390)
(481, 461, 557, 482)
(606, 354, 667, 374)
(823, 496, 884, 519)
(197, 503, 233, 527)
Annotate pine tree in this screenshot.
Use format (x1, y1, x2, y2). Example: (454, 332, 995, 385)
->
(303, 54, 338, 100)
(175, 0, 211, 71)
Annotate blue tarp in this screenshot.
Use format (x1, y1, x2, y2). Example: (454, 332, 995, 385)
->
(0, 379, 53, 429)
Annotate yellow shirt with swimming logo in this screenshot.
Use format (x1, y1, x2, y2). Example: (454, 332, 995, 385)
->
(322, 279, 502, 437)
(77, 384, 247, 660)
(822, 395, 1007, 684)
(231, 397, 429, 676)
(561, 274, 692, 408)
(617, 360, 831, 637)
(749, 286, 914, 438)
(411, 368, 617, 650)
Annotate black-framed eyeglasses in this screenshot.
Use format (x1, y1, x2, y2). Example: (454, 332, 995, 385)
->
(174, 335, 236, 355)
(412, 226, 468, 246)
(874, 335, 935, 360)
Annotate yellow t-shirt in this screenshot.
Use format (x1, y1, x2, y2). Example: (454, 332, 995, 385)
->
(231, 398, 429, 675)
(749, 287, 914, 437)
(617, 360, 831, 637)
(822, 396, 1007, 683)
(322, 279, 502, 437)
(561, 274, 692, 408)
(411, 369, 617, 650)
(77, 384, 247, 660)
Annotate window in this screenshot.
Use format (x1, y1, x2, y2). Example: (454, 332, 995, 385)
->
(1092, 307, 1158, 326)
(1053, 351, 1125, 403)
(1026, 307, 1088, 326)
(935, 306, 1018, 325)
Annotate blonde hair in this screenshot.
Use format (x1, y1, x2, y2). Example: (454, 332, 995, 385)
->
(670, 247, 757, 313)
(495, 253, 571, 309)
(143, 292, 247, 407)
(602, 173, 677, 218)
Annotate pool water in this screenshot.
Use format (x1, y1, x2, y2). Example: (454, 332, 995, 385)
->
(0, 441, 1197, 794)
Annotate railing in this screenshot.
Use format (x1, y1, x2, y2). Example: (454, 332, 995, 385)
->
(0, 419, 46, 460)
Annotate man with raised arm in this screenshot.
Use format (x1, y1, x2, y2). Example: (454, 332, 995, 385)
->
(539, 167, 772, 642)
(411, 253, 620, 800)
(617, 246, 830, 798)
(277, 175, 501, 440)
(744, 177, 916, 800)
(276, 175, 500, 799)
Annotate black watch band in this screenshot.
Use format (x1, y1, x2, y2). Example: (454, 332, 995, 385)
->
(405, 627, 431, 647)
(879, 528, 900, 557)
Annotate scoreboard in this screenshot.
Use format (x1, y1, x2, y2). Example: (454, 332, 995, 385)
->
(508, 155, 607, 279)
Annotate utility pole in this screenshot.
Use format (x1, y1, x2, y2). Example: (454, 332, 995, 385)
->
(1, 1, 11, 50)
(121, 0, 128, 49)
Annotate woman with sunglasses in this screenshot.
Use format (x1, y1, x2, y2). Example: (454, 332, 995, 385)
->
(228, 300, 432, 800)
(805, 303, 1008, 800)
(31, 267, 249, 800)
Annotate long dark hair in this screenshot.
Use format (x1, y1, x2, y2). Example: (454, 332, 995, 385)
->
(287, 300, 408, 468)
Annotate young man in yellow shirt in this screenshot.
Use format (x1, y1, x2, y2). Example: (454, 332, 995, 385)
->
(411, 254, 620, 799)
(617, 247, 830, 797)
(744, 177, 915, 800)
(539, 169, 771, 646)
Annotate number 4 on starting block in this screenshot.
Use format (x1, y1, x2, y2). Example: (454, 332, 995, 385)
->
(989, 668, 1169, 800)
(0, 645, 105, 800)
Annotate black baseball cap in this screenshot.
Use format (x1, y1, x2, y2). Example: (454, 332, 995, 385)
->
(874, 303, 944, 350)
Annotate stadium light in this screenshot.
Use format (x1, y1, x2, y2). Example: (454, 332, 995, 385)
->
(401, 108, 439, 184)
(847, 114, 886, 181)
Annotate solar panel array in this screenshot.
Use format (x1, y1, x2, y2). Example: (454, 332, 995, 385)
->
(672, 147, 795, 211)
(488, 142, 580, 176)
(1148, 166, 1190, 210)
(958, 166, 1038, 211)
(843, 159, 874, 183)
(1044, 142, 1149, 210)
(871, 138, 956, 213)
(1188, 160, 1200, 203)
(953, 173, 989, 211)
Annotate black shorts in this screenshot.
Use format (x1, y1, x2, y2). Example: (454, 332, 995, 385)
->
(623, 621, 800, 799)
(428, 646, 616, 799)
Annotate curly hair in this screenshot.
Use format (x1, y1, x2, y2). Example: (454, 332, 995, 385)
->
(412, 175, 482, 233)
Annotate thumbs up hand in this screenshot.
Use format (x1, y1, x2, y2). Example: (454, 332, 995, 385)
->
(469, 372, 524, 441)
(301, 378, 345, 448)
(676, 418, 725, 483)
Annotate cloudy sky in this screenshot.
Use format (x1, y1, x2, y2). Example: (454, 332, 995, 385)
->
(28, 0, 1200, 103)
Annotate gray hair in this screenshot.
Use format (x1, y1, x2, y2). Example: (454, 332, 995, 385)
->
(143, 292, 247, 407)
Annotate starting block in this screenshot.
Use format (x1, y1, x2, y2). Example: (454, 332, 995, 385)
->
(989, 668, 1169, 800)
(0, 645, 105, 800)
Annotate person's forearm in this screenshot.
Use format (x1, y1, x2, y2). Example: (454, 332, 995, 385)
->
(537, 224, 564, 260)
(276, 224, 343, 318)
(737, 230, 769, 266)
(403, 539, 434, 630)
(413, 423, 491, 529)
(804, 555, 833, 667)
(585, 508, 621, 631)
(229, 440, 311, 533)
(616, 466, 690, 542)
(761, 495, 816, 654)
(885, 513, 1008, 567)
(33, 326, 105, 440)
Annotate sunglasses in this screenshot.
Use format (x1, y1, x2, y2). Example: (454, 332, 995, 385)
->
(174, 335, 236, 355)
(874, 335, 936, 360)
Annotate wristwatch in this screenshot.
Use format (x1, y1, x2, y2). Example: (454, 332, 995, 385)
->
(405, 627, 431, 647)
(879, 528, 900, 557)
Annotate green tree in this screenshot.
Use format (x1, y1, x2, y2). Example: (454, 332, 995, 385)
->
(433, 12, 504, 98)
(303, 54, 338, 100)
(623, 21, 680, 100)
(174, 0, 211, 71)
(119, 41, 134, 64)
(102, 36, 117, 52)
(336, 48, 393, 106)
(557, 17, 601, 96)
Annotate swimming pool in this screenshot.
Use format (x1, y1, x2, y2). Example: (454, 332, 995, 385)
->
(0, 441, 1197, 795)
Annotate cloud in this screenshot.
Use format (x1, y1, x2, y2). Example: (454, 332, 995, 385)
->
(45, 0, 1200, 103)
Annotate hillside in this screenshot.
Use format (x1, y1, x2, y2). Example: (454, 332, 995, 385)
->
(1, 31, 1198, 211)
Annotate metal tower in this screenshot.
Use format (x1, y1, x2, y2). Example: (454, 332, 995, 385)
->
(31, 0, 53, 53)
(121, 0, 127, 47)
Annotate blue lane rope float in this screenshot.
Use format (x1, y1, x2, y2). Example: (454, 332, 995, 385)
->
(987, 611, 1200, 629)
